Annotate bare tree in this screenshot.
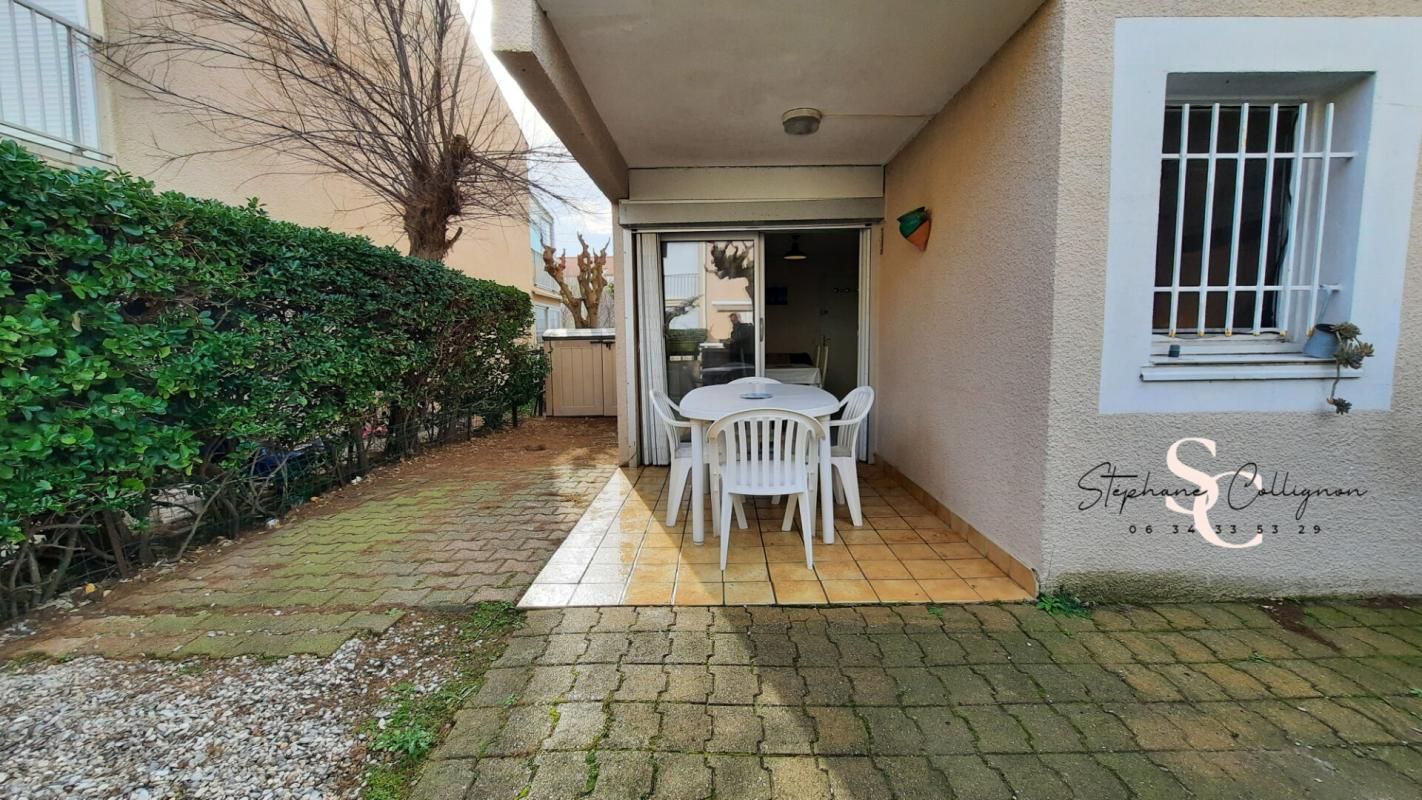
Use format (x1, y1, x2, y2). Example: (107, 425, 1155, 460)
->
(708, 241, 754, 298)
(100, 0, 566, 262)
(541, 233, 609, 328)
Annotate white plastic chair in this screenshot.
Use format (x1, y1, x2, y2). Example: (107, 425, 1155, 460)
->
(649, 389, 695, 526)
(828, 386, 874, 526)
(730, 376, 782, 384)
(707, 409, 825, 570)
(649, 389, 746, 529)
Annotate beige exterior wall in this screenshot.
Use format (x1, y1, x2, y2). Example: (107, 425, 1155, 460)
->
(876, 3, 1063, 573)
(89, 0, 533, 292)
(1038, 0, 1422, 598)
(880, 0, 1422, 598)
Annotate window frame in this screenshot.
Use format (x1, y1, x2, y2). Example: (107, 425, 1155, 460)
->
(1099, 17, 1422, 414)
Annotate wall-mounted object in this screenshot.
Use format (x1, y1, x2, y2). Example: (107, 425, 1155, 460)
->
(897, 207, 931, 251)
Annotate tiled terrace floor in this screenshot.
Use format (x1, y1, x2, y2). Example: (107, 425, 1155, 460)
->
(519, 465, 1034, 608)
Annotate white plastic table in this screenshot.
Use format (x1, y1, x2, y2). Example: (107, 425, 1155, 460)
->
(678, 383, 839, 547)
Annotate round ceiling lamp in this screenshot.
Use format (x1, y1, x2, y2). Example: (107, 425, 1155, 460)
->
(781, 107, 822, 135)
(782, 235, 808, 261)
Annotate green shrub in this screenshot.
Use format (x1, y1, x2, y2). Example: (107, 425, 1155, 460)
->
(0, 141, 546, 617)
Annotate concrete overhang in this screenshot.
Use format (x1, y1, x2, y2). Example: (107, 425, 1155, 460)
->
(491, 0, 1045, 201)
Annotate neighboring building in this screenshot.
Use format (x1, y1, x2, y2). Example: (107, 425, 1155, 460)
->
(1, 0, 534, 292)
(493, 0, 1422, 598)
(529, 196, 565, 335)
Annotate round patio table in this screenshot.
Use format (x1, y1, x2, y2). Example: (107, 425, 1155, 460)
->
(678, 383, 840, 547)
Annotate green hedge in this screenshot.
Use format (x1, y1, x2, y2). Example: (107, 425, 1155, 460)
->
(0, 141, 546, 615)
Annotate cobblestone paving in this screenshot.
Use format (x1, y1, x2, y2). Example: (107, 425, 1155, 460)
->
(3, 418, 619, 660)
(414, 601, 1422, 799)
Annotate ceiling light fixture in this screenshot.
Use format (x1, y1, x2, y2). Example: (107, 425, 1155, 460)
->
(782, 235, 808, 261)
(781, 107, 822, 135)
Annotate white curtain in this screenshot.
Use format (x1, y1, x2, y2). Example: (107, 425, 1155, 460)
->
(635, 232, 670, 465)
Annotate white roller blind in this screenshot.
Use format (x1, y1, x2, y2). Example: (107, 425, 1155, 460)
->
(0, 0, 102, 153)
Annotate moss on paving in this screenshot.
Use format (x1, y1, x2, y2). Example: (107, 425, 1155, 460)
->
(362, 602, 525, 800)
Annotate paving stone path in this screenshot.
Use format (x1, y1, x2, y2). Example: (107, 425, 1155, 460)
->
(414, 602, 1422, 800)
(3, 417, 619, 660)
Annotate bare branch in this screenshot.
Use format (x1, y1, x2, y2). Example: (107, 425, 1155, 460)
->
(100, 0, 572, 261)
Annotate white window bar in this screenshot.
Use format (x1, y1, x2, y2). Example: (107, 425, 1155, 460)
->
(1167, 104, 1190, 337)
(1250, 104, 1280, 335)
(1195, 103, 1222, 336)
(1222, 102, 1250, 334)
(1156, 100, 1350, 340)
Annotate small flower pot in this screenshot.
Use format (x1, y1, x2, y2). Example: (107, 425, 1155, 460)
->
(1302, 323, 1339, 359)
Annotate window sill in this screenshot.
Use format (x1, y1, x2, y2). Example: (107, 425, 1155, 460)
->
(1140, 354, 1361, 382)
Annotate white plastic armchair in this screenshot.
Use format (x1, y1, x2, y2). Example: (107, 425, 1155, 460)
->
(828, 386, 874, 526)
(649, 389, 694, 526)
(707, 408, 826, 571)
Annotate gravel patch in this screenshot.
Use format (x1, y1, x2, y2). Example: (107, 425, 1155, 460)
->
(0, 616, 462, 799)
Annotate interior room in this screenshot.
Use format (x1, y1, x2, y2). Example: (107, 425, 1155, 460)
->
(763, 229, 860, 398)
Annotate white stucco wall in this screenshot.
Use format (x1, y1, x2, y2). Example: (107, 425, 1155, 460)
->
(876, 3, 1063, 573)
(1039, 0, 1422, 598)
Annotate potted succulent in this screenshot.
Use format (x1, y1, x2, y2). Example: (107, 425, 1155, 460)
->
(1312, 322, 1374, 414)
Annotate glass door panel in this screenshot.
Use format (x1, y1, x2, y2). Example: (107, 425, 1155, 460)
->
(661, 238, 757, 402)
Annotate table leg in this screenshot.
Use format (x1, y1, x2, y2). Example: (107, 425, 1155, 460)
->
(691, 420, 706, 544)
(819, 426, 834, 544)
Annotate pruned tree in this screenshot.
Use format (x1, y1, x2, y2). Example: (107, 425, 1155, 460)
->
(541, 233, 609, 328)
(709, 241, 754, 298)
(99, 0, 567, 262)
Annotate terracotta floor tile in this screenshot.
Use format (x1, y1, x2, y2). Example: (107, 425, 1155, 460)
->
(622, 581, 675, 605)
(769, 562, 818, 582)
(726, 544, 768, 563)
(813, 543, 854, 562)
(637, 547, 680, 564)
(877, 530, 924, 544)
(847, 544, 895, 561)
(903, 515, 948, 530)
(888, 543, 938, 561)
(724, 582, 776, 605)
(680, 544, 721, 564)
(520, 583, 575, 607)
(967, 577, 1032, 601)
(839, 531, 884, 546)
(602, 532, 645, 547)
(681, 561, 727, 583)
(870, 516, 912, 530)
(822, 580, 878, 603)
(948, 558, 1006, 578)
(773, 580, 827, 604)
(642, 532, 684, 549)
(722, 562, 770, 582)
(900, 559, 958, 580)
(870, 579, 929, 603)
(814, 561, 864, 580)
(630, 562, 678, 582)
(930, 542, 981, 560)
(581, 563, 635, 584)
(918, 579, 980, 603)
(857, 560, 911, 580)
(569, 583, 626, 606)
(674, 580, 723, 605)
(764, 545, 808, 562)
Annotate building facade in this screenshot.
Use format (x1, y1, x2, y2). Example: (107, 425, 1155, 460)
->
(493, 0, 1422, 599)
(2, 0, 535, 291)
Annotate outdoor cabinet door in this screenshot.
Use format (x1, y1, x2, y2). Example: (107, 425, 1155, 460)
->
(600, 341, 617, 416)
(549, 340, 607, 416)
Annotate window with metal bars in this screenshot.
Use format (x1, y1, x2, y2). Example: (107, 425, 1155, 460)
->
(1152, 100, 1354, 344)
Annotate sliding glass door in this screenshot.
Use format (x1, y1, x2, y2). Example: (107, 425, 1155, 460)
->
(660, 237, 760, 402)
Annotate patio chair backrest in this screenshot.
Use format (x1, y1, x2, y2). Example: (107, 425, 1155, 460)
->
(649, 389, 689, 455)
(730, 376, 782, 384)
(834, 386, 875, 459)
(707, 409, 826, 495)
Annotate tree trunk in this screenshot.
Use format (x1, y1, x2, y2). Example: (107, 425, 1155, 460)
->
(406, 216, 454, 262)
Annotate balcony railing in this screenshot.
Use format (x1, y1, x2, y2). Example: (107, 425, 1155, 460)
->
(1, 0, 106, 158)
